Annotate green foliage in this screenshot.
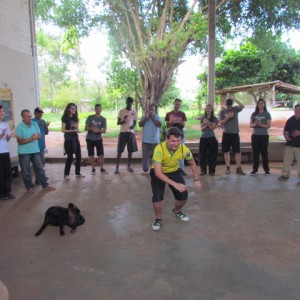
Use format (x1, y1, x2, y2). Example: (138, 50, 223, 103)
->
(100, 0, 206, 107)
(51, 82, 81, 110)
(159, 81, 181, 108)
(102, 89, 123, 111)
(37, 30, 75, 110)
(36, 0, 300, 113)
(35, 0, 97, 37)
(215, 42, 263, 89)
(106, 58, 141, 102)
(198, 38, 300, 92)
(216, 0, 300, 41)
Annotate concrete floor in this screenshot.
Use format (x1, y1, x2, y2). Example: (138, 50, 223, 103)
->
(1, 162, 300, 300)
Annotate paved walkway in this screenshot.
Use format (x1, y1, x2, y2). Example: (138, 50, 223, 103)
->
(1, 161, 300, 299)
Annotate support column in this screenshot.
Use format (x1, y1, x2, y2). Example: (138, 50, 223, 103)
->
(207, 0, 216, 108)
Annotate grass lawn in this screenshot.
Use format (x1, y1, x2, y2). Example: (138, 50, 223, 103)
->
(44, 109, 203, 140)
(43, 109, 284, 142)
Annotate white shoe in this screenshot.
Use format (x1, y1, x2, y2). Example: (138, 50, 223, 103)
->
(76, 174, 85, 178)
(173, 209, 189, 221)
(152, 219, 161, 231)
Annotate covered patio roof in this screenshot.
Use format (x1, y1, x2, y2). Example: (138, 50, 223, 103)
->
(216, 81, 300, 104)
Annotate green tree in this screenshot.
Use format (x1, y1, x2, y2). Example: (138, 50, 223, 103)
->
(99, 0, 299, 108)
(51, 81, 81, 110)
(35, 0, 97, 38)
(35, 0, 300, 108)
(37, 30, 73, 110)
(106, 58, 142, 109)
(198, 38, 300, 103)
(100, 0, 207, 109)
(213, 39, 300, 88)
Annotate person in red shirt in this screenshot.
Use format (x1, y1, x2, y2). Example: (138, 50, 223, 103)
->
(165, 98, 187, 175)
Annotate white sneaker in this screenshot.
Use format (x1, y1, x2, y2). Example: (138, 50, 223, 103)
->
(64, 175, 70, 180)
(173, 209, 189, 221)
(76, 174, 85, 178)
(152, 219, 161, 231)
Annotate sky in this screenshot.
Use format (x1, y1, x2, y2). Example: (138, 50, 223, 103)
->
(80, 30, 300, 100)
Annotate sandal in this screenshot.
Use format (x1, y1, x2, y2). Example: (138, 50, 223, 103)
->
(27, 188, 35, 194)
(44, 185, 56, 191)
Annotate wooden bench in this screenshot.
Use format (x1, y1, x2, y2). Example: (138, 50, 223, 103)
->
(185, 142, 253, 164)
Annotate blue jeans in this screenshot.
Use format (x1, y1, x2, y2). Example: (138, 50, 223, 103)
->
(19, 153, 48, 189)
(142, 142, 158, 172)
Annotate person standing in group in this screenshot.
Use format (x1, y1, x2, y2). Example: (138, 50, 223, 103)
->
(32, 107, 50, 166)
(278, 104, 300, 180)
(139, 104, 162, 175)
(15, 109, 55, 193)
(165, 98, 187, 175)
(199, 104, 219, 176)
(32, 107, 50, 184)
(85, 104, 108, 175)
(219, 98, 246, 175)
(150, 127, 201, 231)
(249, 98, 272, 175)
(114, 97, 138, 174)
(0, 105, 16, 200)
(61, 103, 85, 180)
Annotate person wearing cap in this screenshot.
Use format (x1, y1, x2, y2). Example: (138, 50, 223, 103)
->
(150, 127, 201, 231)
(219, 98, 246, 175)
(32, 107, 50, 166)
(85, 104, 108, 175)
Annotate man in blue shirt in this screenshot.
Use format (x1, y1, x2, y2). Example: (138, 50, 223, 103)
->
(32, 107, 50, 184)
(139, 104, 162, 175)
(32, 107, 49, 165)
(15, 109, 55, 193)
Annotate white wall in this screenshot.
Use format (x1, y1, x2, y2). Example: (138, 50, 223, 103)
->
(0, 0, 38, 158)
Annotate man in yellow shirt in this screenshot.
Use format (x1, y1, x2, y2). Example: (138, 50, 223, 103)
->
(150, 127, 201, 230)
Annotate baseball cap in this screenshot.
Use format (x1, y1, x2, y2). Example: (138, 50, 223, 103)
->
(34, 107, 44, 113)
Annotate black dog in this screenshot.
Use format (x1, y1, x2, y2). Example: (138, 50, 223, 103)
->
(35, 203, 85, 236)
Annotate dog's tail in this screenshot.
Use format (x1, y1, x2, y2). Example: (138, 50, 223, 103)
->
(35, 223, 47, 237)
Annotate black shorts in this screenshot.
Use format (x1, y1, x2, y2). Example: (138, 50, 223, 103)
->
(222, 132, 240, 153)
(150, 169, 188, 202)
(117, 132, 138, 153)
(86, 139, 104, 156)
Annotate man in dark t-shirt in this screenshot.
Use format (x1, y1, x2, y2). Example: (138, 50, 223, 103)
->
(279, 104, 300, 180)
(85, 104, 108, 175)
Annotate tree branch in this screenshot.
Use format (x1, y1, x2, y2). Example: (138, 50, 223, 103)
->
(156, 0, 171, 40)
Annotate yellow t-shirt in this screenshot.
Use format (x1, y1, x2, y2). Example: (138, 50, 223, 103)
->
(152, 141, 193, 173)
